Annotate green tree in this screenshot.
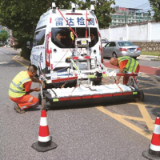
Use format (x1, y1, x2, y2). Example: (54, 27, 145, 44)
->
(0, 30, 8, 42)
(149, 0, 160, 21)
(0, 0, 114, 59)
(0, 0, 78, 59)
(78, 0, 115, 28)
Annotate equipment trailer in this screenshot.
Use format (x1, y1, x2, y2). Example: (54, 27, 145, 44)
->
(39, 66, 144, 109)
(38, 40, 144, 108)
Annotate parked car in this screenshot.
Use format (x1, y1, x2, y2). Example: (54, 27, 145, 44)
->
(101, 38, 108, 47)
(103, 41, 141, 59)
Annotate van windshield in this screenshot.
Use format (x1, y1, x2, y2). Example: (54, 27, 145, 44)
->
(51, 27, 98, 48)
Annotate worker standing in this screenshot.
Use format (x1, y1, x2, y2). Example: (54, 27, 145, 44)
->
(8, 64, 44, 114)
(110, 56, 140, 85)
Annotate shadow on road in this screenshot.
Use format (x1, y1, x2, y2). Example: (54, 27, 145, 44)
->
(46, 99, 137, 111)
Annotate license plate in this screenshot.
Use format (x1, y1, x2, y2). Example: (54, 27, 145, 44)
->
(129, 48, 135, 51)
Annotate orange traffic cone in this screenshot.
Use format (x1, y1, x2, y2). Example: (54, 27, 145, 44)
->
(142, 117, 160, 160)
(32, 109, 57, 152)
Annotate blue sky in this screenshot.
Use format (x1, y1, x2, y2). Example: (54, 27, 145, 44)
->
(113, 0, 151, 12)
(82, 0, 152, 13)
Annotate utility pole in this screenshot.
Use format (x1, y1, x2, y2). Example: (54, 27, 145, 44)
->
(124, 12, 127, 24)
(138, 11, 140, 22)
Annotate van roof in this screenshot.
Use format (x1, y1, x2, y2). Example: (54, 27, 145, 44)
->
(36, 8, 99, 31)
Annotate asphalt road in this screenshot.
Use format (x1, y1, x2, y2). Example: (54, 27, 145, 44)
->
(1, 47, 160, 160)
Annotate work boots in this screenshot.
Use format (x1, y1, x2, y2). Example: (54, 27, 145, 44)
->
(14, 103, 25, 114)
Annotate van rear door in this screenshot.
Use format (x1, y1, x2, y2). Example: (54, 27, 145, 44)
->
(45, 26, 52, 69)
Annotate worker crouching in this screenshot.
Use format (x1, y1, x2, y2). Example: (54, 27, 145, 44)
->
(110, 56, 140, 85)
(8, 64, 44, 114)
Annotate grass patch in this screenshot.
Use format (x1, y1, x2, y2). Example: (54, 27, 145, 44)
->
(141, 51, 160, 56)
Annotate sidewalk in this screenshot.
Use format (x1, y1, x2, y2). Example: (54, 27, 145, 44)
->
(137, 55, 160, 61)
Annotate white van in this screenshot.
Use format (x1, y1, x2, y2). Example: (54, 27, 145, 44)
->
(30, 3, 103, 87)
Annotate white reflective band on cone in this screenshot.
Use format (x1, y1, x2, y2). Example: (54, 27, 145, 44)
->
(153, 124, 160, 134)
(38, 136, 50, 142)
(40, 117, 48, 126)
(150, 144, 160, 151)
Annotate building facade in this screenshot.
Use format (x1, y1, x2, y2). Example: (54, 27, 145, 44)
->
(110, 6, 152, 26)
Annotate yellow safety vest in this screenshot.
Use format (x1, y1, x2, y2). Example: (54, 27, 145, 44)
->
(8, 71, 31, 98)
(118, 56, 139, 72)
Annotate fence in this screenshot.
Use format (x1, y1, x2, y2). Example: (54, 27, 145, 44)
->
(100, 22, 160, 51)
(100, 21, 160, 42)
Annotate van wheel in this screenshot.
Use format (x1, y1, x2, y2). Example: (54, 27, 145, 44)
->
(112, 52, 117, 58)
